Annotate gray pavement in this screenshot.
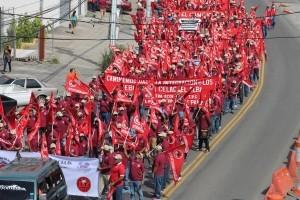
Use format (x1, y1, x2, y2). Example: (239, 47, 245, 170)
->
(3, 9, 136, 94)
(169, 0, 300, 200)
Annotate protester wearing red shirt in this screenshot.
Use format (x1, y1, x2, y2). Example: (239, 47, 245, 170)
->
(197, 108, 211, 152)
(152, 145, 165, 199)
(129, 153, 145, 200)
(110, 154, 125, 200)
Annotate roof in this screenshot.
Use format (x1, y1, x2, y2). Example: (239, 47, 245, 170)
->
(0, 157, 57, 180)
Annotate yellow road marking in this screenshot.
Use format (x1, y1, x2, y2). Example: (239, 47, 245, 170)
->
(163, 59, 265, 199)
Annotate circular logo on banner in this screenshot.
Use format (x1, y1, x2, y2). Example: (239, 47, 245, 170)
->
(173, 150, 184, 159)
(77, 177, 91, 192)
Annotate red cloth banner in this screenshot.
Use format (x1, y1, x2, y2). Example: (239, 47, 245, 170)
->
(103, 74, 216, 107)
(167, 144, 186, 183)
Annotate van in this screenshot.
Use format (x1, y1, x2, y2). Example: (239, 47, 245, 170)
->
(0, 157, 68, 200)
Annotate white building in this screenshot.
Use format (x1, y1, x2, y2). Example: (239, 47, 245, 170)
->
(0, 0, 88, 32)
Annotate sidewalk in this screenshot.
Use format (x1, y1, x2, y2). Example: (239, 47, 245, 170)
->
(7, 9, 136, 94)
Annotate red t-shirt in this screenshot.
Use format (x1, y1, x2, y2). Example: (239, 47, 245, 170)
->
(153, 153, 166, 176)
(101, 152, 115, 174)
(110, 162, 126, 187)
(130, 158, 145, 181)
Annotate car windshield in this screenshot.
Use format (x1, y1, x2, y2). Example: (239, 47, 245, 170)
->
(0, 76, 14, 84)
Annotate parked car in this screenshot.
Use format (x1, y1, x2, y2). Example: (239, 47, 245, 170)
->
(0, 157, 68, 200)
(88, 0, 132, 12)
(0, 74, 57, 106)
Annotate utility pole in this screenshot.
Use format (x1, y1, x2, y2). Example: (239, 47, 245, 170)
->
(40, 0, 44, 18)
(12, 7, 16, 60)
(38, 25, 45, 62)
(110, 0, 117, 46)
(146, 0, 152, 22)
(0, 7, 2, 53)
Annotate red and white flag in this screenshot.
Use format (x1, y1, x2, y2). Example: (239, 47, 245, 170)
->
(167, 144, 186, 183)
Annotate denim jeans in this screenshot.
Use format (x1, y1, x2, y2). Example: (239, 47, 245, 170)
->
(101, 112, 111, 124)
(178, 111, 185, 120)
(113, 185, 123, 200)
(244, 84, 250, 97)
(214, 114, 221, 132)
(139, 105, 146, 119)
(253, 68, 259, 83)
(130, 181, 144, 200)
(3, 58, 11, 72)
(162, 165, 170, 189)
(223, 98, 230, 113)
(210, 114, 217, 134)
(154, 175, 164, 198)
(124, 162, 130, 189)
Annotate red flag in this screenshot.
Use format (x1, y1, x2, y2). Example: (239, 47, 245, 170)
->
(182, 130, 195, 150)
(130, 110, 144, 134)
(150, 109, 158, 125)
(0, 97, 11, 129)
(115, 90, 132, 104)
(65, 77, 91, 96)
(65, 125, 75, 156)
(55, 139, 62, 155)
(167, 144, 185, 183)
(41, 134, 49, 158)
(27, 112, 40, 151)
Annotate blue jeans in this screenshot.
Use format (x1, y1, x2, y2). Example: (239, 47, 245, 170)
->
(124, 162, 130, 189)
(178, 111, 185, 120)
(210, 114, 217, 134)
(101, 112, 111, 124)
(214, 114, 221, 132)
(139, 105, 146, 119)
(223, 98, 230, 113)
(154, 175, 164, 198)
(130, 181, 144, 200)
(113, 185, 123, 200)
(244, 84, 250, 97)
(162, 165, 170, 189)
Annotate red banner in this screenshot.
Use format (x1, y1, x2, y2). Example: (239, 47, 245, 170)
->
(103, 74, 217, 107)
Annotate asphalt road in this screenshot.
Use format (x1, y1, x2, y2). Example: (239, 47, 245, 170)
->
(170, 1, 300, 200)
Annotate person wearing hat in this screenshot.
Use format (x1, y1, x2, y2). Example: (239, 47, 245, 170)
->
(98, 144, 115, 195)
(39, 103, 48, 136)
(109, 154, 125, 200)
(89, 75, 98, 90)
(53, 111, 68, 141)
(78, 133, 88, 156)
(152, 145, 166, 200)
(129, 152, 145, 200)
(49, 143, 57, 155)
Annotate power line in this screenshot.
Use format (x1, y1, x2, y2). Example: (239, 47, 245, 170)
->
(0, 34, 298, 41)
(2, 0, 75, 27)
(3, 0, 87, 45)
(1, 8, 300, 26)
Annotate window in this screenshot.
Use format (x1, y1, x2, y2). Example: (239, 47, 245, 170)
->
(13, 79, 25, 87)
(0, 76, 14, 84)
(26, 79, 41, 88)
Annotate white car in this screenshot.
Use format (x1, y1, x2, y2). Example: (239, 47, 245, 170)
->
(0, 74, 58, 106)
